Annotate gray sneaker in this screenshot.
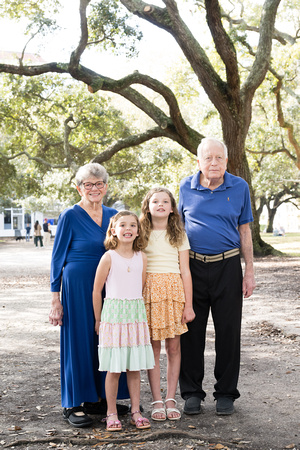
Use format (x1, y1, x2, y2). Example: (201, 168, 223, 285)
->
(216, 397, 234, 415)
(183, 397, 202, 415)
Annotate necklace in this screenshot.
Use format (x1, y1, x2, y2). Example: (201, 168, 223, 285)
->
(125, 254, 134, 272)
(116, 251, 134, 272)
(152, 229, 166, 241)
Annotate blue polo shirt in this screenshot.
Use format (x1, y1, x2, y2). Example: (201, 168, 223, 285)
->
(179, 171, 253, 255)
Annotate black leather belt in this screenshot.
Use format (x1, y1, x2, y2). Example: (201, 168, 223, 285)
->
(189, 248, 240, 263)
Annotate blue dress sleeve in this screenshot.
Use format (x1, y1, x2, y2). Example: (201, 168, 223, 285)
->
(50, 210, 72, 292)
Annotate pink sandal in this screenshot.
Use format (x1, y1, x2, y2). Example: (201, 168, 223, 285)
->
(130, 410, 151, 430)
(102, 412, 122, 431)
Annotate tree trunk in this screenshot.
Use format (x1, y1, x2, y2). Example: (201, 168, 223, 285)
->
(221, 117, 273, 255)
(256, 197, 266, 224)
(266, 206, 277, 233)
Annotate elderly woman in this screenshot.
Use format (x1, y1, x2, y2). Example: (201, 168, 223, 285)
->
(49, 163, 129, 428)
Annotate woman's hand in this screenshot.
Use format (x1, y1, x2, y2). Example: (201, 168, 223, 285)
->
(49, 294, 63, 326)
(95, 319, 100, 335)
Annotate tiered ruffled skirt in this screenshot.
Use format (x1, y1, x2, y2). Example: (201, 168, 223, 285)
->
(143, 273, 188, 341)
(98, 297, 154, 373)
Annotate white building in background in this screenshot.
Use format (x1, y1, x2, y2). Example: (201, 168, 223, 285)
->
(0, 207, 59, 238)
(260, 202, 300, 233)
(0, 207, 43, 238)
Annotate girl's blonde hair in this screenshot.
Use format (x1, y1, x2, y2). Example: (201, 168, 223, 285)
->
(140, 187, 185, 248)
(105, 210, 146, 251)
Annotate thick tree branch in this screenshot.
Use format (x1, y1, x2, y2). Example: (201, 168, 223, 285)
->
(205, 0, 240, 96)
(92, 126, 202, 164)
(69, 0, 91, 70)
(121, 0, 229, 117)
(85, 69, 203, 152)
(92, 128, 165, 164)
(273, 79, 300, 170)
(0, 62, 68, 76)
(94, 71, 190, 140)
(242, 0, 281, 101)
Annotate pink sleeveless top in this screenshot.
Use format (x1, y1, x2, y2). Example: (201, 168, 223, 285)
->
(105, 250, 143, 300)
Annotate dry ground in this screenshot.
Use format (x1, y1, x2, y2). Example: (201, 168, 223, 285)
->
(0, 239, 299, 450)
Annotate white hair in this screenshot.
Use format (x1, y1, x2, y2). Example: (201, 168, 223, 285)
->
(75, 163, 108, 186)
(197, 137, 228, 159)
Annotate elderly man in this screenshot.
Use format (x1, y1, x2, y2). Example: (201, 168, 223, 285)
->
(179, 137, 255, 416)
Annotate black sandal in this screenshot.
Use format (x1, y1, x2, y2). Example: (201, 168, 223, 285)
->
(63, 406, 93, 428)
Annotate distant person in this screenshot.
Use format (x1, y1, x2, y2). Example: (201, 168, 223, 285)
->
(140, 187, 195, 422)
(179, 137, 256, 416)
(25, 223, 31, 242)
(93, 211, 154, 431)
(33, 221, 43, 247)
(49, 163, 129, 429)
(43, 218, 51, 246)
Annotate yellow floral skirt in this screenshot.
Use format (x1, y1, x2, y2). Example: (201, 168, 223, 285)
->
(143, 273, 188, 341)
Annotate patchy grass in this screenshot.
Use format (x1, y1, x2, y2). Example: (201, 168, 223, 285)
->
(261, 232, 300, 257)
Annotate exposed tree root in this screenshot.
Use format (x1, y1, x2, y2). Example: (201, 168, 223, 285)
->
(3, 429, 248, 448)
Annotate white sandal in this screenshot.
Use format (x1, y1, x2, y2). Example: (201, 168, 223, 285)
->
(151, 400, 166, 421)
(165, 398, 181, 420)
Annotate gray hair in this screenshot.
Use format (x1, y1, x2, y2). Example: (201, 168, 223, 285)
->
(75, 163, 109, 186)
(197, 137, 228, 159)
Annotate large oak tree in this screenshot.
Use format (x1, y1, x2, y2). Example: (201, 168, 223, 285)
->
(1, 0, 297, 254)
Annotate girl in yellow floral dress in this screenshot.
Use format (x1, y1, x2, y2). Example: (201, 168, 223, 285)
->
(140, 187, 195, 421)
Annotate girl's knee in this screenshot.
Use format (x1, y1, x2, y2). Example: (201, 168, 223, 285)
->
(165, 336, 180, 356)
(151, 340, 161, 356)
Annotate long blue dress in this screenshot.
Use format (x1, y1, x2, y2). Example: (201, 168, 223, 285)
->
(50, 204, 129, 408)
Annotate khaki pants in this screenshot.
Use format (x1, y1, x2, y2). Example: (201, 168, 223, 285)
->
(43, 232, 51, 246)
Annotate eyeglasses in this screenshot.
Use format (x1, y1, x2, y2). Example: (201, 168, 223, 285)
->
(82, 181, 106, 190)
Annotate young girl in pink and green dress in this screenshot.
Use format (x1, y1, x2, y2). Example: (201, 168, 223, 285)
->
(93, 211, 154, 432)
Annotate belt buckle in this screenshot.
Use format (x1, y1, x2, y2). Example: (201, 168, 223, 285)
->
(203, 255, 207, 263)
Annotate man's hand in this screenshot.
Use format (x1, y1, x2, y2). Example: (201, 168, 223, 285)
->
(243, 269, 256, 298)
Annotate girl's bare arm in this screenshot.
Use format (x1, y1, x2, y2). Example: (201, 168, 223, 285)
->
(179, 249, 195, 324)
(142, 252, 148, 288)
(92, 252, 111, 334)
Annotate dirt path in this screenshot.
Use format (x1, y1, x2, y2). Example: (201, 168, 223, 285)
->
(0, 240, 300, 450)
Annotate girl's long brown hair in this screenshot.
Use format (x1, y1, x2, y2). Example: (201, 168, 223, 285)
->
(104, 210, 146, 251)
(140, 187, 185, 248)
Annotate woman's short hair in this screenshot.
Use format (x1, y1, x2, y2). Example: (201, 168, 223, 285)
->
(75, 163, 108, 186)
